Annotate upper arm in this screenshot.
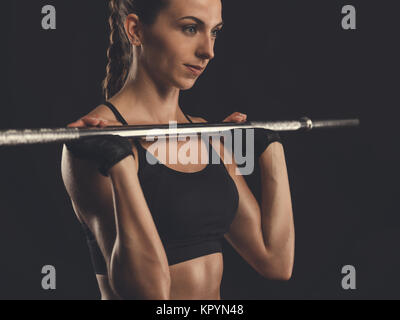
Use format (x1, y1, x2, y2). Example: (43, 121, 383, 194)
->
(61, 144, 119, 272)
(63, 107, 174, 297)
(61, 140, 142, 275)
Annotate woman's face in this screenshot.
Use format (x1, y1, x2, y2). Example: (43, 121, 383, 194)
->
(139, 0, 223, 90)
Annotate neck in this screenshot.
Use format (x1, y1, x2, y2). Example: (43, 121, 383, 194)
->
(111, 62, 183, 124)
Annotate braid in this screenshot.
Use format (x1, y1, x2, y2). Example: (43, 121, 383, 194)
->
(102, 0, 169, 100)
(102, 0, 132, 101)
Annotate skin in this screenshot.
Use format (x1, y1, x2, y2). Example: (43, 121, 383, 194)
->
(62, 0, 294, 300)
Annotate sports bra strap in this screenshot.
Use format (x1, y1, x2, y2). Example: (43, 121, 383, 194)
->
(102, 101, 193, 125)
(102, 101, 142, 150)
(184, 113, 193, 123)
(102, 101, 128, 125)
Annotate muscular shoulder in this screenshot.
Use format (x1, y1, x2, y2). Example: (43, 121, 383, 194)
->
(62, 103, 139, 209)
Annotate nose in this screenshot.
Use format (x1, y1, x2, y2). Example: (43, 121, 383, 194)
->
(196, 35, 215, 61)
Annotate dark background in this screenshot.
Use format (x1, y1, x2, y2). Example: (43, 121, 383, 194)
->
(0, 0, 398, 299)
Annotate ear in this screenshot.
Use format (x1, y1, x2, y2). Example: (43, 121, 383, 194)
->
(124, 13, 143, 45)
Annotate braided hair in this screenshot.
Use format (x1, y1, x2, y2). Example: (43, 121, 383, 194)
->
(102, 0, 169, 100)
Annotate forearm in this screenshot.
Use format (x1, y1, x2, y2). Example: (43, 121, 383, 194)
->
(259, 143, 295, 275)
(109, 157, 171, 299)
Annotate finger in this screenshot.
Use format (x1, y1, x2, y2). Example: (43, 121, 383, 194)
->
(67, 119, 85, 128)
(82, 117, 100, 125)
(223, 112, 247, 122)
(234, 113, 247, 122)
(68, 117, 109, 129)
(92, 119, 110, 128)
(223, 114, 237, 122)
(99, 120, 109, 128)
(82, 117, 108, 128)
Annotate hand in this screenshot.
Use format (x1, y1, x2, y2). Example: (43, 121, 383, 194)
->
(222, 112, 281, 160)
(223, 112, 247, 123)
(67, 116, 111, 128)
(66, 115, 134, 177)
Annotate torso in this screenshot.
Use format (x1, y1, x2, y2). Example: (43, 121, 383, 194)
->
(83, 103, 230, 300)
(97, 253, 223, 300)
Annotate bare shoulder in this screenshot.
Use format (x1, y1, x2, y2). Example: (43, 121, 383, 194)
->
(61, 103, 141, 223)
(85, 103, 124, 123)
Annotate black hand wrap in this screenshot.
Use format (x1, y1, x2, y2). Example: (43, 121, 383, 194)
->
(231, 128, 282, 160)
(253, 128, 282, 159)
(66, 135, 135, 177)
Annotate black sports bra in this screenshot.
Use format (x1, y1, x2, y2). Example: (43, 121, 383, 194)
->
(81, 101, 239, 274)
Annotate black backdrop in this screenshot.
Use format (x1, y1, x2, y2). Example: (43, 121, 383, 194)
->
(0, 0, 398, 299)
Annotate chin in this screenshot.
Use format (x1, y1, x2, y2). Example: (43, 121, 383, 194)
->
(167, 74, 198, 90)
(178, 79, 198, 90)
(180, 84, 195, 91)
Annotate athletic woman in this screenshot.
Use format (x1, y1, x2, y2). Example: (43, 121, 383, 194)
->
(61, 0, 294, 300)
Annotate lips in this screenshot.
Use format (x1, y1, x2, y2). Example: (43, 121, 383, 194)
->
(184, 64, 204, 76)
(185, 64, 204, 71)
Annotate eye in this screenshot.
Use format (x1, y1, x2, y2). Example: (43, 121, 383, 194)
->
(212, 28, 222, 38)
(183, 25, 198, 35)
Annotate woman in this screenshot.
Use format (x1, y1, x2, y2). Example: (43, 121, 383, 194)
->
(61, 0, 294, 300)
